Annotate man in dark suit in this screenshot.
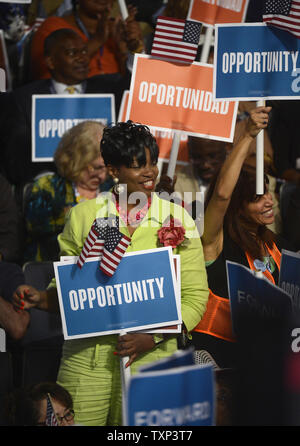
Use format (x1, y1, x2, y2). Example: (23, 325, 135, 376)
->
(0, 28, 130, 190)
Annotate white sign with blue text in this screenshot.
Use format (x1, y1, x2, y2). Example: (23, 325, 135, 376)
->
(32, 94, 115, 162)
(227, 260, 293, 337)
(54, 247, 181, 340)
(214, 23, 300, 101)
(279, 249, 300, 314)
(126, 356, 215, 426)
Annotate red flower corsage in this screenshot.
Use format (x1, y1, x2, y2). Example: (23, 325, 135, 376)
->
(157, 217, 186, 249)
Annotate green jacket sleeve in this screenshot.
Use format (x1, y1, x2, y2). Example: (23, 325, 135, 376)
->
(175, 210, 209, 333)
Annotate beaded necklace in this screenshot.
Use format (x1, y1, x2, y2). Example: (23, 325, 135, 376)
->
(114, 192, 151, 227)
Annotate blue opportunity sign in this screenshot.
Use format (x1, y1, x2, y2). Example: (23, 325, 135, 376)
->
(32, 94, 115, 162)
(54, 247, 181, 340)
(214, 23, 300, 100)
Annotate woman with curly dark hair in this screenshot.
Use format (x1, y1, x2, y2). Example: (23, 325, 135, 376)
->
(12, 121, 209, 426)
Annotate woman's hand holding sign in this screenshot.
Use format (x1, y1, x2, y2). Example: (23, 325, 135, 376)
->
(245, 106, 271, 139)
(115, 333, 157, 368)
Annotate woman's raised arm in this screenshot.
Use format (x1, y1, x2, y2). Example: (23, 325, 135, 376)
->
(202, 106, 271, 261)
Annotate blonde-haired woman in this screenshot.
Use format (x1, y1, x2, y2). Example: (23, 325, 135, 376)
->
(24, 121, 112, 262)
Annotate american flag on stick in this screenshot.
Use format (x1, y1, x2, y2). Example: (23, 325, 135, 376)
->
(151, 16, 202, 63)
(100, 223, 131, 277)
(263, 0, 300, 38)
(77, 218, 107, 268)
(45, 393, 59, 426)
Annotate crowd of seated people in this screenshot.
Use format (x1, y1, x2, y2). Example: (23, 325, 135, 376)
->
(0, 0, 299, 428)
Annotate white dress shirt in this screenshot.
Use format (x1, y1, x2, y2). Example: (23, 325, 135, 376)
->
(51, 80, 83, 95)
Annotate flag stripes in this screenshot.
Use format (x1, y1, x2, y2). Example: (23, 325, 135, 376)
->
(46, 394, 58, 426)
(263, 0, 300, 38)
(77, 224, 105, 268)
(151, 16, 201, 63)
(77, 217, 131, 276)
(100, 233, 131, 277)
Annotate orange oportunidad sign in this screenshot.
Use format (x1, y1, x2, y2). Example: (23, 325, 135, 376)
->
(126, 54, 237, 142)
(187, 0, 249, 26)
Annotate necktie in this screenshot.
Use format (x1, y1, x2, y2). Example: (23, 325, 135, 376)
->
(66, 86, 76, 94)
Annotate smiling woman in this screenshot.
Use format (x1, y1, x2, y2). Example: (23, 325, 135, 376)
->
(191, 106, 295, 369)
(12, 121, 209, 426)
(114, 150, 158, 197)
(239, 172, 274, 227)
(101, 121, 159, 210)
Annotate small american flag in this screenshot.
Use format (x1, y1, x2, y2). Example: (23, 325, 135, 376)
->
(45, 394, 58, 426)
(77, 218, 107, 268)
(151, 16, 202, 63)
(100, 223, 131, 277)
(263, 0, 300, 38)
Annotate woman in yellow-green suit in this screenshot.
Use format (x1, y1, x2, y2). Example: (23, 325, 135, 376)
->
(12, 121, 209, 426)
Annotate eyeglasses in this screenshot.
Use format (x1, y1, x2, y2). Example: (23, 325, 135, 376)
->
(37, 409, 75, 426)
(56, 409, 75, 424)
